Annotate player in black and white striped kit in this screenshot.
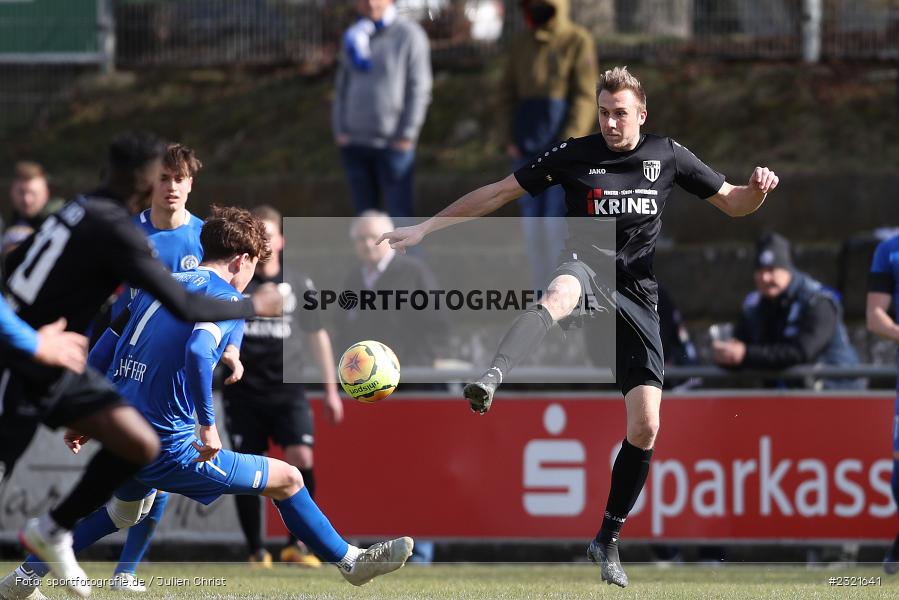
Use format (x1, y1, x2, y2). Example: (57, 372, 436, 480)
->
(379, 67, 779, 587)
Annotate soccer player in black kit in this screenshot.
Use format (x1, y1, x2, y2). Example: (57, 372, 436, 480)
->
(0, 132, 282, 596)
(380, 67, 780, 587)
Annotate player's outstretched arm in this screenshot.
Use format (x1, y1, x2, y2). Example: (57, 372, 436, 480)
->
(378, 174, 525, 252)
(32, 318, 89, 374)
(866, 292, 899, 342)
(87, 306, 132, 373)
(184, 327, 221, 462)
(115, 216, 281, 319)
(0, 300, 87, 373)
(707, 166, 779, 217)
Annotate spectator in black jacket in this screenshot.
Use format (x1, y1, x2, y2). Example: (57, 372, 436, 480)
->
(713, 232, 863, 390)
(335, 210, 447, 371)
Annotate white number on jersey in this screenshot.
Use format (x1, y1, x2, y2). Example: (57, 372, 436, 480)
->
(7, 216, 72, 304)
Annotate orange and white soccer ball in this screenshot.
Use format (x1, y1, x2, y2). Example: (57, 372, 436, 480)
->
(338, 340, 400, 403)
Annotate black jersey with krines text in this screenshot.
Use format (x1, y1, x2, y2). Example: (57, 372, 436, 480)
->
(3, 193, 255, 335)
(226, 267, 321, 401)
(514, 133, 725, 305)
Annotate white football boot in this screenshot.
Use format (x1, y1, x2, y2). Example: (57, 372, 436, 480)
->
(340, 537, 414, 586)
(19, 516, 90, 598)
(0, 570, 46, 600)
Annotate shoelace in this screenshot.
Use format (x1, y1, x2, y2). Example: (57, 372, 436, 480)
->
(359, 542, 390, 564)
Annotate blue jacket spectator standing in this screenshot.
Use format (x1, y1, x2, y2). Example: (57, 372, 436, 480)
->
(332, 0, 432, 218)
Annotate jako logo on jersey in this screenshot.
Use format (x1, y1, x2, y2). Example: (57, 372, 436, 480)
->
(586, 188, 658, 215)
(643, 160, 661, 182)
(589, 168, 606, 175)
(180, 255, 200, 270)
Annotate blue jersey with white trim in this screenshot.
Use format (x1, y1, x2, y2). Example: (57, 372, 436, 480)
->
(870, 234, 899, 312)
(108, 267, 241, 445)
(111, 210, 204, 319)
(870, 234, 899, 381)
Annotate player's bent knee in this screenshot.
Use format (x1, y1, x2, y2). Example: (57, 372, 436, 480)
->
(107, 495, 151, 529)
(627, 421, 659, 450)
(263, 460, 304, 500)
(285, 445, 313, 470)
(542, 276, 582, 321)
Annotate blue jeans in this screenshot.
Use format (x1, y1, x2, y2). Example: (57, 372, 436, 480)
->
(340, 145, 416, 217)
(515, 158, 568, 291)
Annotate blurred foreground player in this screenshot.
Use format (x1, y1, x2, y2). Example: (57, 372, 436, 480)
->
(106, 143, 226, 591)
(379, 66, 779, 587)
(0, 300, 87, 407)
(0, 132, 282, 597)
(1, 207, 411, 600)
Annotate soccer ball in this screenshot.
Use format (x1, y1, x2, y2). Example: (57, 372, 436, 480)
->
(338, 340, 400, 403)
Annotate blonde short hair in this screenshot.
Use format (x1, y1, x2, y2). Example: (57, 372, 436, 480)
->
(596, 66, 646, 110)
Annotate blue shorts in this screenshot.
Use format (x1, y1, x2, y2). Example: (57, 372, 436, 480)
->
(115, 437, 270, 505)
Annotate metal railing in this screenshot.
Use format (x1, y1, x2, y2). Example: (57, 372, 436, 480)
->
(109, 0, 899, 69)
(301, 363, 897, 385)
(0, 1, 896, 136)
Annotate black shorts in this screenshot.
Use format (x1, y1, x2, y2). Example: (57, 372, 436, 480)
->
(0, 363, 123, 473)
(0, 363, 123, 429)
(222, 386, 314, 454)
(552, 259, 664, 396)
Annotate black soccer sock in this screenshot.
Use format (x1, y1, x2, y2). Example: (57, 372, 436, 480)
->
(490, 305, 554, 376)
(286, 468, 317, 547)
(50, 449, 143, 530)
(596, 439, 653, 546)
(235, 494, 264, 555)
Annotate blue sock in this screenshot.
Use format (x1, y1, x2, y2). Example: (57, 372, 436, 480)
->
(273, 487, 348, 563)
(25, 507, 118, 577)
(115, 491, 169, 575)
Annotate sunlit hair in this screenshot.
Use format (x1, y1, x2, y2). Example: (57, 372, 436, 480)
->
(596, 66, 646, 110)
(164, 143, 203, 179)
(201, 205, 272, 264)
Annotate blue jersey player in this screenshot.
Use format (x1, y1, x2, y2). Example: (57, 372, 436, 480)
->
(109, 143, 205, 321)
(1, 207, 412, 600)
(867, 232, 899, 573)
(105, 144, 239, 591)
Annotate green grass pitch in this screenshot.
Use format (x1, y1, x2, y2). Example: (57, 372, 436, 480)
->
(5, 562, 898, 599)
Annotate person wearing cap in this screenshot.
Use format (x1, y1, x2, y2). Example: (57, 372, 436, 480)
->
(713, 231, 863, 390)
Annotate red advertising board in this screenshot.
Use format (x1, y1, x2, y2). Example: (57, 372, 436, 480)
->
(266, 393, 897, 542)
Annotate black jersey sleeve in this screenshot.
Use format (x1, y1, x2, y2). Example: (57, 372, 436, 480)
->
(109, 214, 255, 322)
(513, 139, 573, 198)
(671, 139, 726, 200)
